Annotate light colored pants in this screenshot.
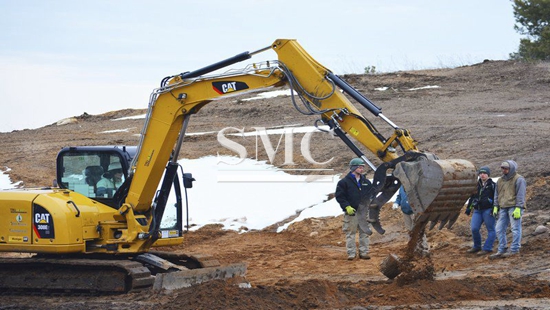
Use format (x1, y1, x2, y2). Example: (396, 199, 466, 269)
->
(403, 213, 429, 251)
(343, 214, 370, 257)
(403, 213, 415, 231)
(496, 207, 523, 253)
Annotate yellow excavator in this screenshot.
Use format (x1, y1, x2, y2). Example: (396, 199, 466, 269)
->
(0, 39, 476, 293)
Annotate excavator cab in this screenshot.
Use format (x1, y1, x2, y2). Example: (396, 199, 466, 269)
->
(56, 146, 134, 207)
(55, 145, 184, 241)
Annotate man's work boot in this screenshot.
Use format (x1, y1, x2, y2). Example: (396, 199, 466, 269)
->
(502, 251, 519, 258)
(489, 252, 505, 260)
(477, 250, 492, 256)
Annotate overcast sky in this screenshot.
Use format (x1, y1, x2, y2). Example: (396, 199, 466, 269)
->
(0, 1, 521, 133)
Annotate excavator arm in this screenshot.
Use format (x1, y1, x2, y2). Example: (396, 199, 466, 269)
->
(124, 39, 476, 246)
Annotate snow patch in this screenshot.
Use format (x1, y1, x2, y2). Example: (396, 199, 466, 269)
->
(408, 85, 440, 91)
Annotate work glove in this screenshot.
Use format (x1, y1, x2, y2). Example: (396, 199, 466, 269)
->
(392, 203, 399, 210)
(492, 206, 499, 218)
(465, 206, 472, 216)
(513, 207, 522, 220)
(345, 206, 356, 216)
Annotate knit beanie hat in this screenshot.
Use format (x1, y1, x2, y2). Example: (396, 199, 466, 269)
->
(478, 166, 490, 176)
(349, 158, 365, 172)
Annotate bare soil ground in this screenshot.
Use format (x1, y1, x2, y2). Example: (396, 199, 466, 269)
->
(1, 60, 550, 309)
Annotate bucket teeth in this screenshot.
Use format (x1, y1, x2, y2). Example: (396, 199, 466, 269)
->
(446, 213, 460, 229)
(371, 221, 386, 235)
(368, 207, 386, 235)
(363, 176, 400, 236)
(438, 218, 448, 230)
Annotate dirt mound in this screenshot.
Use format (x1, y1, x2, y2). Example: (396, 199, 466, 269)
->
(1, 60, 550, 309)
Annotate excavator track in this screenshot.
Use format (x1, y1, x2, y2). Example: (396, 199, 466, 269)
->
(0, 252, 247, 294)
(0, 257, 153, 294)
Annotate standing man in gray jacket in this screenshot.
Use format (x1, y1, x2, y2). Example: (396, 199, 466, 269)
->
(489, 160, 527, 259)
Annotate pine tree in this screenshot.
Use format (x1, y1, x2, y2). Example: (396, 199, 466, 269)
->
(510, 0, 550, 60)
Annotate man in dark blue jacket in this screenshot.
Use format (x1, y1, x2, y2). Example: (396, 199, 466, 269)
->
(335, 158, 373, 260)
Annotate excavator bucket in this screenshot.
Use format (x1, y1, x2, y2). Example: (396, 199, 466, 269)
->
(393, 157, 477, 230)
(378, 157, 476, 280)
(364, 155, 477, 235)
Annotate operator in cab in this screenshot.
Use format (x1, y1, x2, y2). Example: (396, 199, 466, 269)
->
(96, 162, 124, 198)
